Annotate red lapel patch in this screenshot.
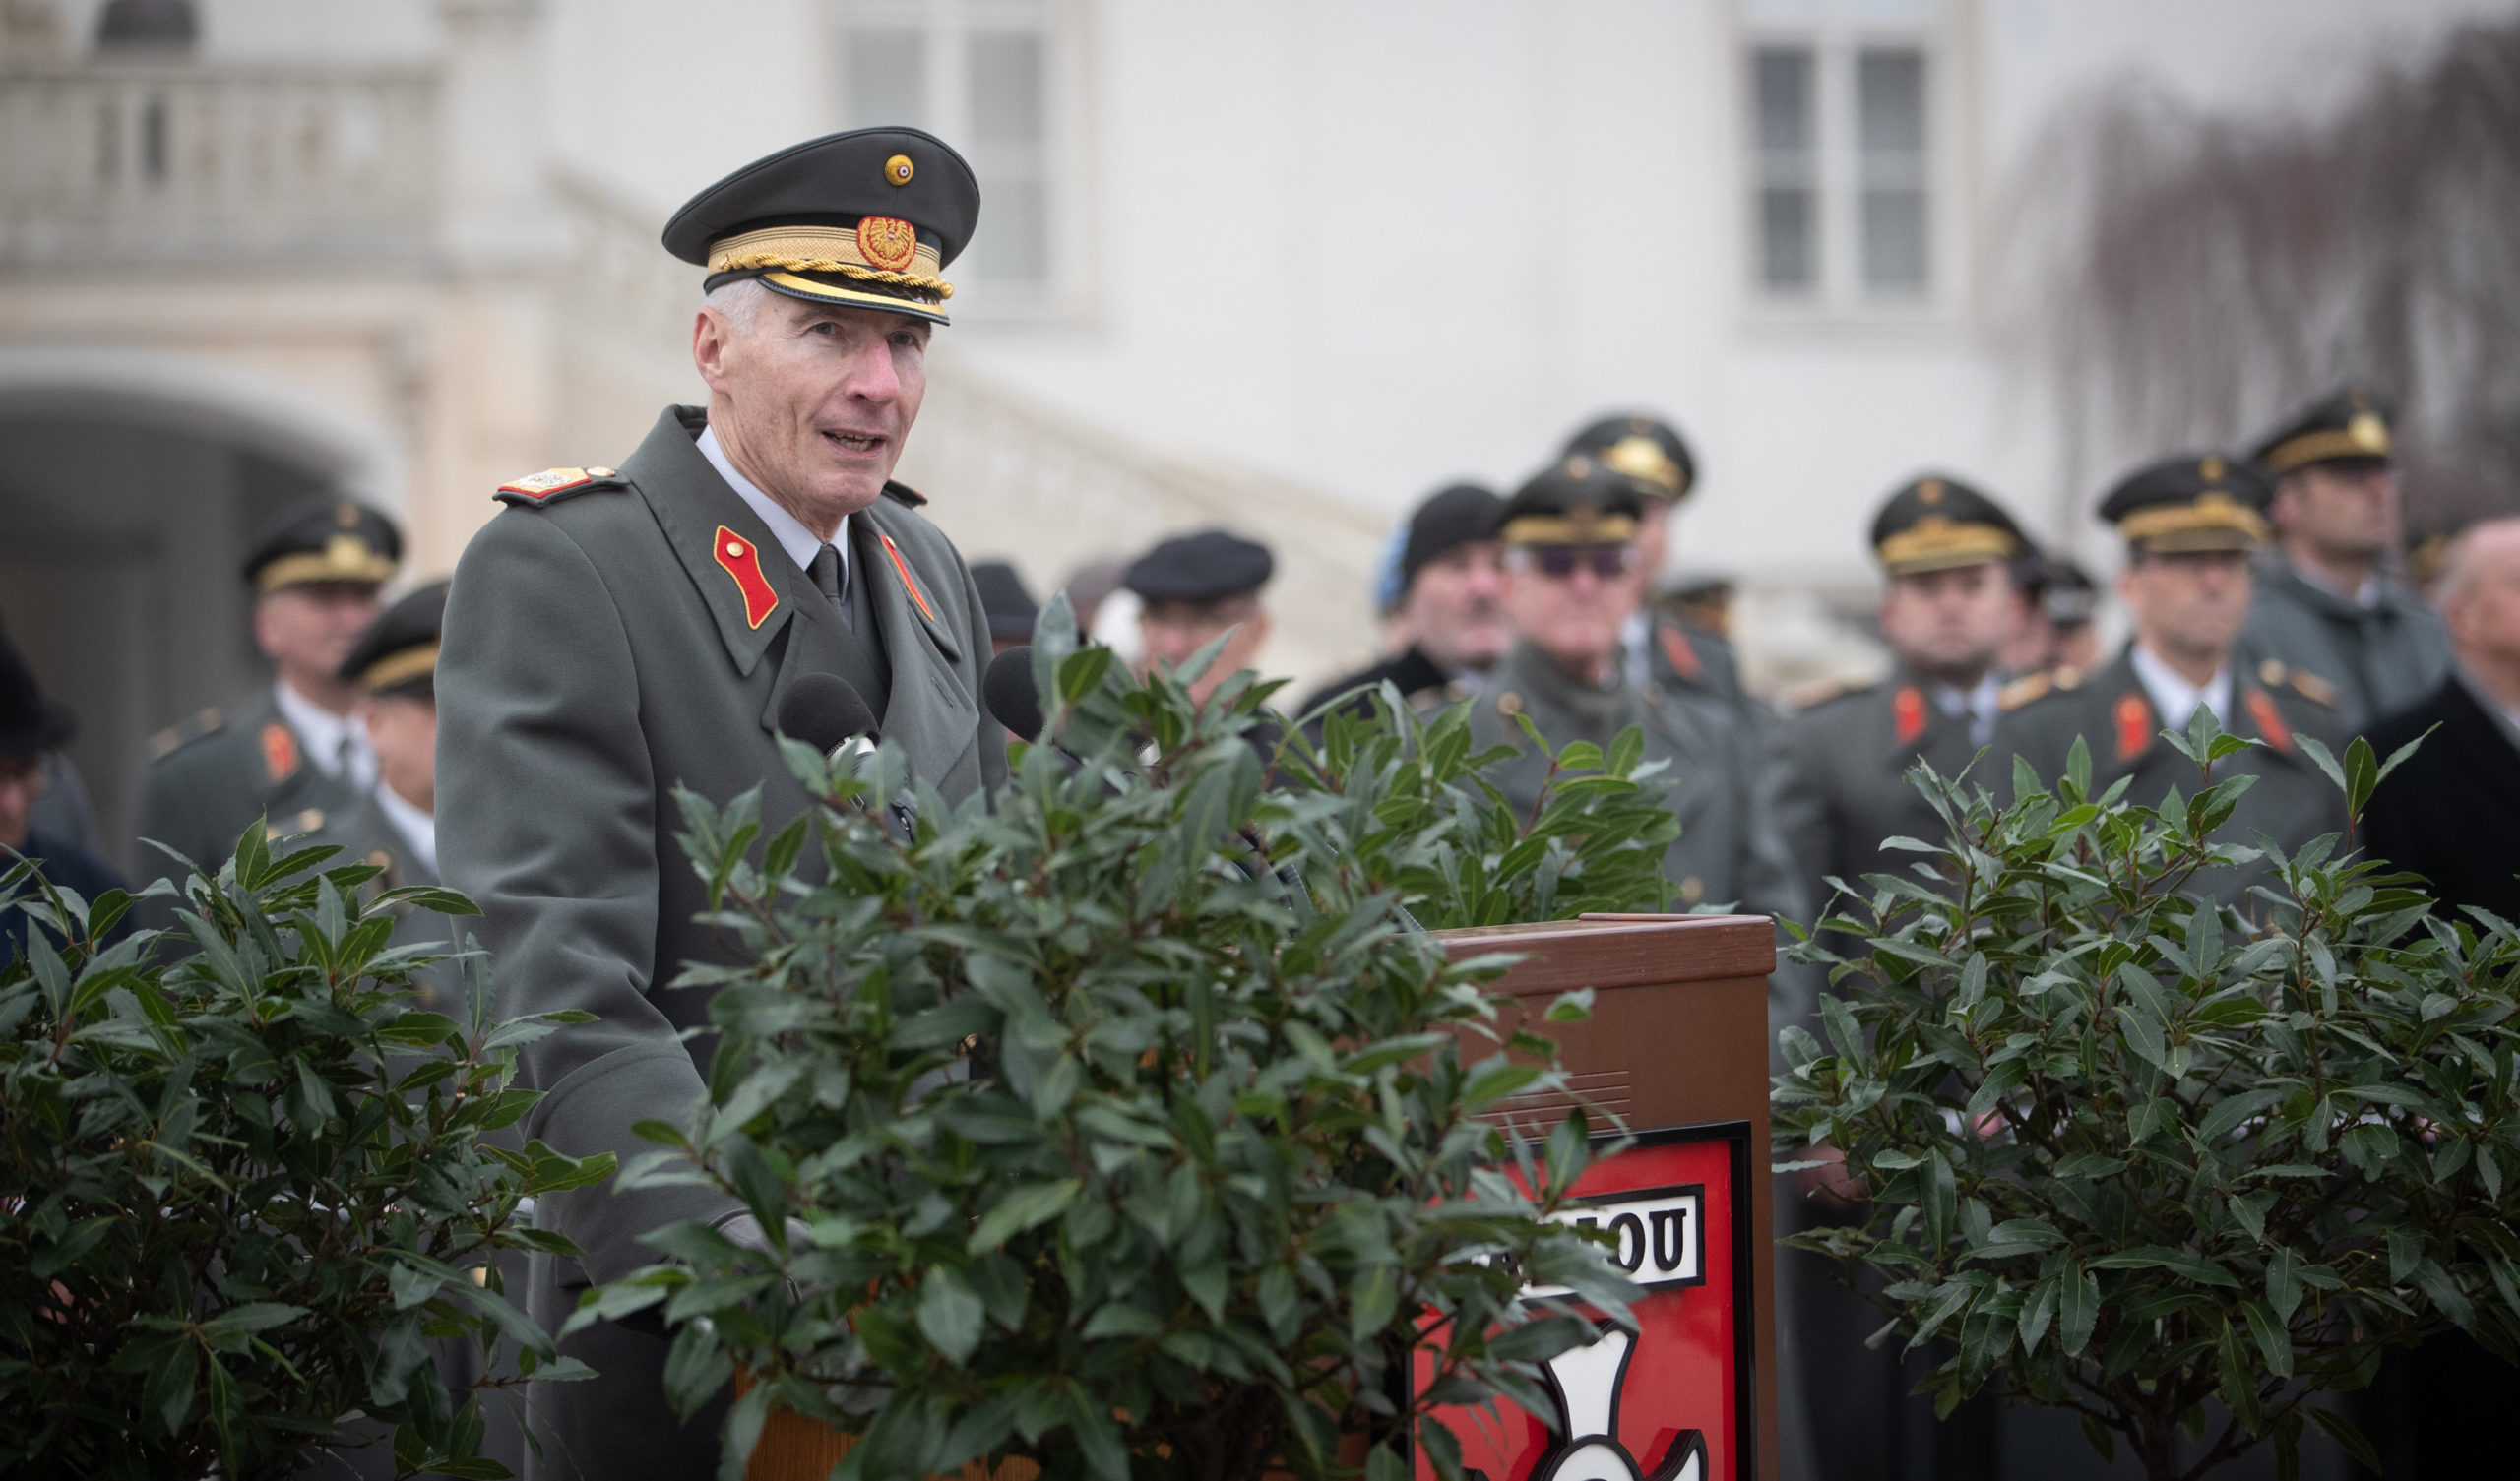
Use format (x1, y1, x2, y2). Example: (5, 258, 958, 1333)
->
(1657, 625, 1702, 682)
(2114, 692, 2155, 761)
(712, 526, 780, 630)
(1892, 685, 1928, 746)
(878, 531, 938, 624)
(2244, 689, 2294, 752)
(260, 721, 298, 782)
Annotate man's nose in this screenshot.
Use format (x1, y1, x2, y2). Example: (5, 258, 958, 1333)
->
(843, 338, 902, 402)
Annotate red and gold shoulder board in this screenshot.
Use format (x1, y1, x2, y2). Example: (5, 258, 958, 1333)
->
(494, 465, 624, 509)
(1892, 685, 1928, 745)
(2244, 688, 2295, 753)
(713, 526, 781, 630)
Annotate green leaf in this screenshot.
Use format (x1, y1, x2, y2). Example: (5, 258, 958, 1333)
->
(918, 1267, 986, 1365)
(968, 1180, 1082, 1253)
(2089, 1246, 2239, 1287)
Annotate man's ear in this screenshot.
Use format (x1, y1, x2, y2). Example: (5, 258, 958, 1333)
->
(691, 306, 735, 395)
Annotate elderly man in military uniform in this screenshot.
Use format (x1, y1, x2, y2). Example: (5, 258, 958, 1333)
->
(2242, 387, 2450, 731)
(135, 497, 401, 880)
(1561, 413, 1755, 719)
(1779, 475, 2030, 929)
(436, 127, 1008, 1479)
(1124, 528, 1277, 708)
(1997, 454, 2346, 906)
(1301, 482, 1507, 719)
(1467, 455, 1802, 922)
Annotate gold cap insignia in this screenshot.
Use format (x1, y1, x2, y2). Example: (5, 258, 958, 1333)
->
(855, 216, 919, 273)
(2201, 454, 2225, 481)
(1604, 434, 1684, 495)
(885, 154, 914, 186)
(2348, 410, 2387, 453)
(1565, 454, 1593, 478)
(334, 502, 361, 528)
(1919, 478, 1944, 505)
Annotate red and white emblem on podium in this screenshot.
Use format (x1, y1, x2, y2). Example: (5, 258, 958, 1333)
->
(1418, 1123, 1754, 1481)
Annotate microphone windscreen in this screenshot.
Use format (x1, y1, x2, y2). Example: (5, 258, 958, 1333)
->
(982, 646, 1044, 741)
(777, 672, 878, 754)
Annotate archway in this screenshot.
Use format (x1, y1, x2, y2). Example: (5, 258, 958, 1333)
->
(0, 350, 402, 873)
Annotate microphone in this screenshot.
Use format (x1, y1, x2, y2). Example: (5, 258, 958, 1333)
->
(778, 673, 878, 756)
(982, 646, 1044, 742)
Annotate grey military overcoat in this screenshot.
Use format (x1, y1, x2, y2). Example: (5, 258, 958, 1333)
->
(1993, 648, 2348, 907)
(2242, 558, 2449, 732)
(436, 406, 1007, 1479)
(1774, 667, 1986, 930)
(135, 687, 351, 883)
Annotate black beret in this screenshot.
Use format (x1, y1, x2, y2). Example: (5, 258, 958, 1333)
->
(1399, 483, 1504, 590)
(0, 620, 74, 757)
(1496, 455, 1645, 545)
(1124, 529, 1275, 604)
(1868, 473, 2024, 575)
(2251, 385, 2394, 475)
(969, 561, 1040, 641)
(2100, 453, 2273, 553)
(1562, 412, 1696, 504)
(241, 496, 402, 594)
(663, 127, 981, 327)
(339, 580, 448, 698)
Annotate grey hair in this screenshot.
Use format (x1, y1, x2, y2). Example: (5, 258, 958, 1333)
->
(2436, 516, 2520, 613)
(702, 276, 773, 336)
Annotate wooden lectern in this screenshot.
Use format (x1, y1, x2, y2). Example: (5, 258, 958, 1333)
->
(748, 913, 1779, 1481)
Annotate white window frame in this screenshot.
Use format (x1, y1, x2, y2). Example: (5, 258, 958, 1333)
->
(825, 0, 1095, 325)
(1732, 0, 1975, 326)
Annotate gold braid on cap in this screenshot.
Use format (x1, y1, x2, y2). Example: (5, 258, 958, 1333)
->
(712, 252, 955, 300)
(357, 643, 438, 693)
(1876, 517, 2018, 573)
(2119, 492, 2270, 547)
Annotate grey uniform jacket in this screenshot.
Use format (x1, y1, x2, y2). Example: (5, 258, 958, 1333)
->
(1992, 648, 2348, 908)
(1469, 639, 1805, 923)
(2242, 558, 2449, 732)
(436, 406, 1006, 1479)
(135, 687, 352, 883)
(1775, 668, 1986, 928)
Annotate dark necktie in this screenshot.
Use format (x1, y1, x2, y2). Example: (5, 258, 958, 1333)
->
(808, 543, 851, 630)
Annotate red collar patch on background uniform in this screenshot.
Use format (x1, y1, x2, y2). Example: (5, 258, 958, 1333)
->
(878, 531, 938, 623)
(1658, 625, 1702, 682)
(712, 526, 780, 630)
(1893, 685, 1928, 746)
(2244, 689, 2294, 752)
(260, 721, 299, 782)
(2114, 692, 2155, 761)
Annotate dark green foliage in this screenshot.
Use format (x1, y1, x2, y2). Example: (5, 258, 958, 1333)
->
(1278, 682, 1678, 927)
(1775, 710, 2520, 1481)
(0, 827, 610, 1479)
(586, 602, 1660, 1481)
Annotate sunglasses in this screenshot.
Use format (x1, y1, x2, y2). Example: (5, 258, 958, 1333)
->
(1523, 545, 1631, 580)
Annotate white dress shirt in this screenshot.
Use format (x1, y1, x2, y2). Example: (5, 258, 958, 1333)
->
(1932, 672, 2004, 749)
(697, 424, 849, 595)
(2129, 642, 2233, 730)
(373, 782, 438, 878)
(273, 679, 377, 792)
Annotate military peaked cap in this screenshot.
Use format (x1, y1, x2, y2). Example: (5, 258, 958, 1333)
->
(1125, 529, 1275, 604)
(2251, 385, 2394, 475)
(1869, 473, 2023, 575)
(663, 127, 982, 327)
(1497, 455, 1644, 546)
(340, 580, 448, 698)
(2101, 453, 2273, 553)
(970, 561, 1040, 642)
(241, 496, 402, 594)
(2040, 555, 2100, 627)
(1562, 412, 1696, 504)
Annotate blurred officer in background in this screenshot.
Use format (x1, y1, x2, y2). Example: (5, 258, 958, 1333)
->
(1468, 454, 1803, 921)
(1301, 482, 1507, 718)
(437, 126, 1008, 1478)
(134, 496, 400, 880)
(970, 561, 1040, 656)
(2040, 554, 2103, 675)
(2243, 387, 2449, 730)
(1, 625, 124, 957)
(1779, 475, 2027, 928)
(1561, 412, 1755, 719)
(1997, 454, 2346, 906)
(1125, 528, 1276, 708)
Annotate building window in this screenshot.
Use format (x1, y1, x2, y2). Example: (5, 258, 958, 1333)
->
(1742, 3, 1948, 309)
(834, 1, 1075, 305)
